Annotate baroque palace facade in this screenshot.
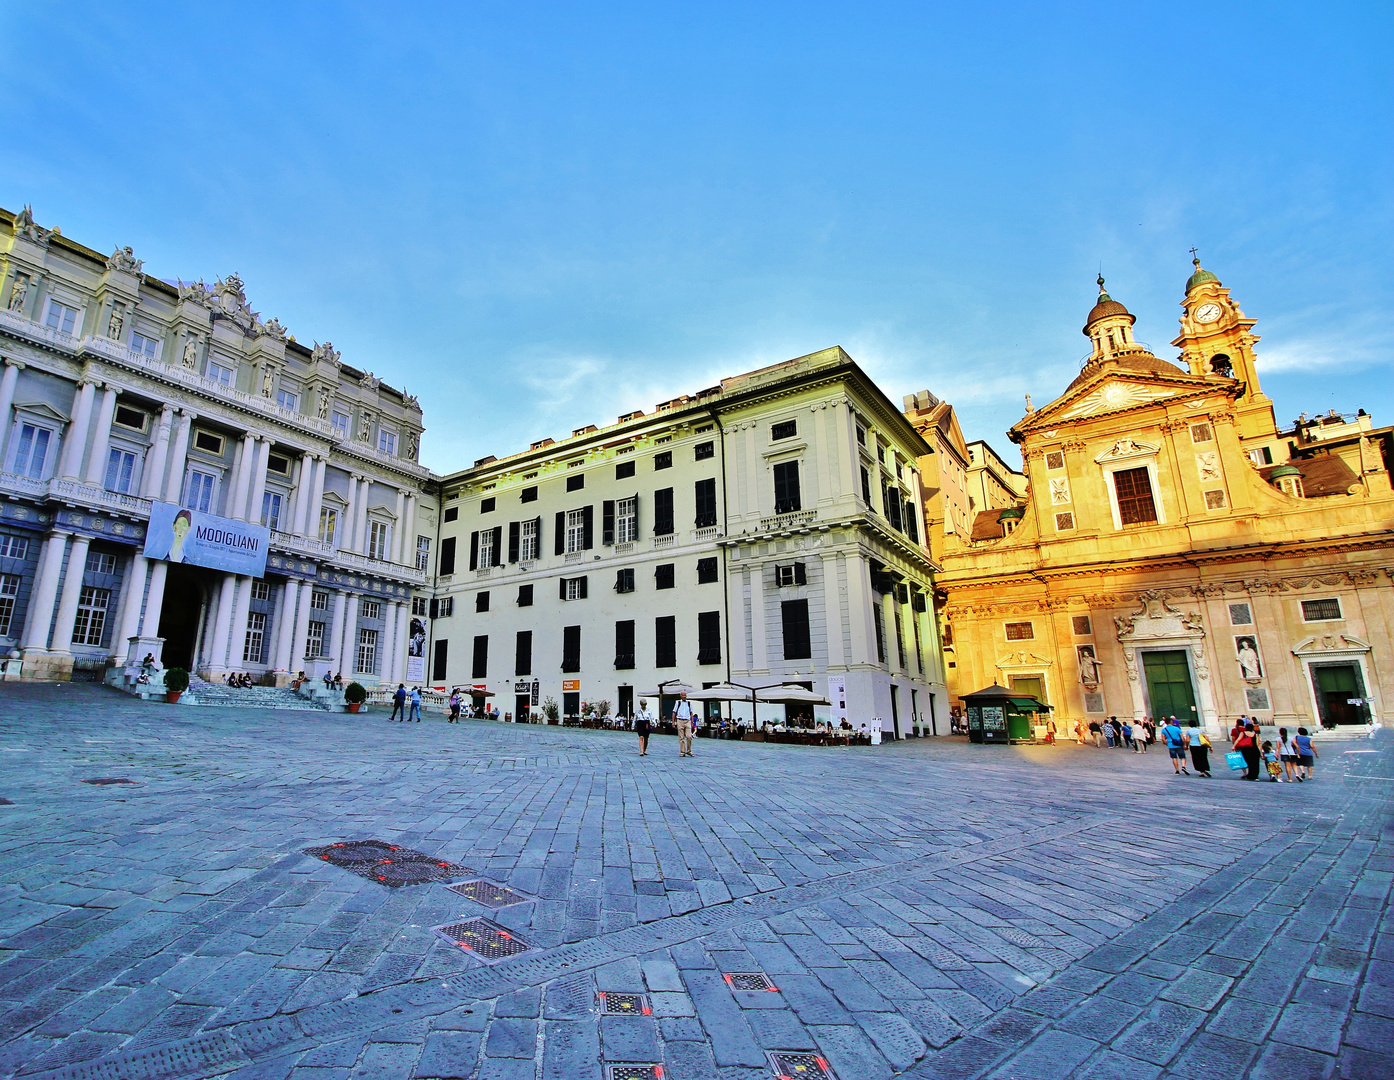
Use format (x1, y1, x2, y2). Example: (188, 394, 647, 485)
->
(933, 260, 1394, 734)
(0, 206, 436, 684)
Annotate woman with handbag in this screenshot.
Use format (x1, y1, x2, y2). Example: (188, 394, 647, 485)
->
(1184, 720, 1212, 777)
(1234, 721, 1262, 780)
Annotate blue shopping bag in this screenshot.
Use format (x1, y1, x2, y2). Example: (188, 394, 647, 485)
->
(1225, 751, 1246, 771)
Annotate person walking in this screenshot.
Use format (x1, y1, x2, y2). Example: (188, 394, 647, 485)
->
(1184, 720, 1211, 777)
(1293, 727, 1318, 780)
(1137, 720, 1151, 754)
(674, 692, 697, 758)
(1162, 716, 1188, 775)
(1234, 720, 1261, 780)
(634, 698, 653, 755)
(1088, 720, 1102, 747)
(448, 688, 462, 723)
(1123, 719, 1138, 752)
(390, 683, 407, 722)
(408, 686, 423, 722)
(1277, 727, 1299, 781)
(1110, 717, 1126, 749)
(1103, 719, 1115, 748)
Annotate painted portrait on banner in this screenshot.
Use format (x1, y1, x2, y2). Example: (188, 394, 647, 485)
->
(1235, 635, 1264, 679)
(1076, 644, 1102, 686)
(405, 616, 426, 681)
(143, 501, 269, 576)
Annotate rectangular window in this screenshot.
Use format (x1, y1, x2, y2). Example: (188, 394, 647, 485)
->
(477, 526, 495, 567)
(262, 491, 284, 533)
(72, 586, 111, 647)
(434, 596, 454, 617)
(104, 448, 138, 494)
(480, 497, 496, 513)
(567, 473, 585, 491)
(1045, 451, 1065, 471)
(181, 470, 215, 513)
(694, 441, 714, 461)
(894, 611, 907, 669)
(775, 563, 807, 587)
(310, 590, 329, 611)
(0, 536, 28, 561)
(615, 620, 635, 669)
(565, 509, 586, 553)
(655, 616, 677, 668)
(267, 454, 290, 476)
(771, 419, 797, 441)
(193, 430, 224, 455)
(1072, 615, 1093, 636)
(1055, 512, 1075, 531)
(44, 299, 80, 335)
(884, 488, 903, 531)
(439, 536, 456, 575)
(519, 517, 539, 561)
(856, 426, 867, 446)
(873, 604, 886, 664)
(250, 580, 271, 603)
(276, 389, 299, 412)
(616, 497, 637, 543)
(615, 460, 636, 480)
(443, 506, 458, 523)
(1005, 621, 1034, 640)
(378, 430, 397, 455)
(1301, 598, 1342, 622)
(562, 625, 581, 672)
(515, 631, 532, 676)
(12, 424, 52, 479)
(562, 576, 588, 601)
(655, 563, 675, 590)
(243, 611, 267, 663)
(331, 410, 350, 437)
(697, 557, 718, 584)
(1190, 423, 1214, 443)
(416, 535, 431, 571)
(305, 621, 325, 658)
(1113, 466, 1158, 526)
(207, 362, 235, 386)
(368, 520, 389, 560)
(615, 567, 635, 593)
(0, 574, 18, 635)
(114, 406, 148, 432)
(360, 599, 381, 620)
(85, 551, 117, 575)
(356, 628, 378, 673)
(773, 461, 801, 514)
(698, 610, 721, 664)
(412, 596, 428, 616)
(1228, 602, 1253, 626)
(521, 485, 538, 502)
(473, 591, 487, 613)
(781, 599, 811, 660)
(653, 487, 674, 535)
(694, 478, 717, 528)
(471, 635, 489, 679)
(517, 583, 534, 606)
(1248, 447, 1273, 466)
(319, 507, 338, 546)
(860, 465, 873, 505)
(654, 450, 673, 470)
(129, 331, 160, 359)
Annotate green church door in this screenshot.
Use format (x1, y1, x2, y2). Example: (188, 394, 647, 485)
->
(1312, 664, 1363, 726)
(1142, 650, 1198, 721)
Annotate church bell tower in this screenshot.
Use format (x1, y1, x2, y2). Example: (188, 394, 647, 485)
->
(1171, 253, 1277, 441)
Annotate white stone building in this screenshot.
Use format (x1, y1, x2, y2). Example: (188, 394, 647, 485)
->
(432, 348, 949, 736)
(0, 206, 435, 685)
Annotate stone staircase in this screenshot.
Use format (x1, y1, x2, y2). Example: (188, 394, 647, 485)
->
(184, 674, 330, 711)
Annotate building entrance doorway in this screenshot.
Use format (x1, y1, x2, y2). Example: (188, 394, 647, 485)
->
(1311, 663, 1365, 726)
(1009, 675, 1045, 702)
(515, 694, 531, 723)
(156, 564, 208, 672)
(617, 686, 634, 723)
(1142, 650, 1197, 721)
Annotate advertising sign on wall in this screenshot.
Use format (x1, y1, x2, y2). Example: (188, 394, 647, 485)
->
(405, 617, 427, 682)
(143, 502, 270, 577)
(827, 675, 847, 725)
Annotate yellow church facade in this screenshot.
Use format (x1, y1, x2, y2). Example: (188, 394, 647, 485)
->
(935, 260, 1394, 735)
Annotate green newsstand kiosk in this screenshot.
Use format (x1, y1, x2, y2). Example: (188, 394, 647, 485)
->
(961, 683, 1053, 744)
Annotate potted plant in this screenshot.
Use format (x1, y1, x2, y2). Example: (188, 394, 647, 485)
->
(164, 667, 189, 704)
(344, 682, 367, 713)
(542, 696, 560, 725)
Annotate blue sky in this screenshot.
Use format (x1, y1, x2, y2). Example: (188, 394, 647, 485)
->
(3, 2, 1389, 471)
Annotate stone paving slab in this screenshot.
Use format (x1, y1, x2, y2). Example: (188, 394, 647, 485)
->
(0, 684, 1382, 1079)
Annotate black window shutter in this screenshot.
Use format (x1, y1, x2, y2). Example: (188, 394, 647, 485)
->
(654, 488, 674, 535)
(694, 478, 716, 527)
(534, 516, 543, 553)
(428, 598, 439, 619)
(432, 639, 448, 681)
(697, 610, 721, 664)
(491, 526, 502, 567)
(562, 625, 581, 673)
(632, 494, 640, 539)
(794, 562, 807, 586)
(578, 576, 588, 599)
(439, 537, 456, 575)
(602, 500, 615, 545)
(655, 616, 677, 668)
(468, 531, 479, 571)
(508, 521, 520, 563)
(781, 599, 812, 660)
(905, 503, 920, 543)
(515, 631, 531, 677)
(560, 577, 568, 599)
(471, 635, 488, 679)
(554, 511, 565, 555)
(581, 505, 594, 549)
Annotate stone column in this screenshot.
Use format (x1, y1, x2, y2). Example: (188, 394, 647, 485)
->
(141, 561, 169, 636)
(339, 592, 360, 676)
(354, 479, 372, 554)
(271, 579, 300, 674)
(882, 591, 901, 674)
(403, 494, 418, 567)
(162, 409, 195, 503)
(228, 434, 255, 520)
(289, 454, 311, 535)
(381, 600, 398, 682)
(246, 439, 271, 527)
(139, 405, 175, 498)
(82, 386, 121, 486)
(21, 531, 71, 651)
(113, 553, 148, 658)
(307, 457, 327, 540)
(0, 359, 24, 464)
(49, 534, 93, 655)
(844, 554, 875, 666)
(290, 583, 314, 672)
(821, 554, 846, 668)
(206, 573, 238, 672)
(58, 381, 97, 479)
(748, 565, 769, 674)
(342, 475, 359, 551)
(228, 576, 254, 668)
(391, 487, 406, 563)
(327, 589, 349, 675)
(392, 601, 409, 683)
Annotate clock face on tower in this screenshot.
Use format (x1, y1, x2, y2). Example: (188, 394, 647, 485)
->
(1194, 302, 1222, 324)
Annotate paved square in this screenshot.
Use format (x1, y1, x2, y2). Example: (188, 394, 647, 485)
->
(0, 684, 1388, 1079)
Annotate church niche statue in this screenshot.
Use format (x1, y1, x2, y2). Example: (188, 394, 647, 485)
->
(182, 335, 200, 369)
(108, 305, 124, 339)
(7, 275, 27, 313)
(316, 391, 330, 419)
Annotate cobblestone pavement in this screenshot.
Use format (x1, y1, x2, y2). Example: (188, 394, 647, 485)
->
(0, 683, 1388, 1080)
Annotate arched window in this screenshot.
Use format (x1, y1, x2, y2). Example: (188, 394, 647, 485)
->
(1210, 354, 1234, 377)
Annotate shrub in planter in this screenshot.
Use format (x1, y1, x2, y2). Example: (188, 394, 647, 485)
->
(542, 696, 560, 725)
(344, 681, 367, 713)
(164, 667, 189, 704)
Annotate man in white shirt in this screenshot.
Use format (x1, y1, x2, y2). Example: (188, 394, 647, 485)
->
(673, 692, 698, 758)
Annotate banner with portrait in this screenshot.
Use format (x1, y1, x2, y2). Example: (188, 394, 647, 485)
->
(405, 616, 427, 681)
(143, 502, 270, 576)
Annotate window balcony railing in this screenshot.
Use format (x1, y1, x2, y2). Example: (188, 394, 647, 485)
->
(759, 509, 816, 531)
(692, 526, 720, 541)
(0, 472, 154, 518)
(652, 533, 675, 548)
(565, 551, 584, 562)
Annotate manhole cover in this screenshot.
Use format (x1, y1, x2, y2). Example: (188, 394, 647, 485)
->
(725, 971, 778, 992)
(82, 778, 136, 785)
(434, 918, 533, 962)
(304, 840, 473, 888)
(445, 879, 533, 908)
(768, 1051, 835, 1079)
(598, 992, 652, 1015)
(605, 1067, 663, 1080)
